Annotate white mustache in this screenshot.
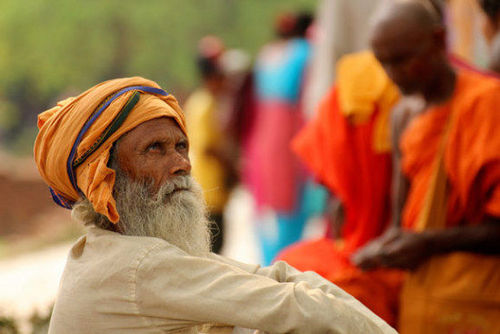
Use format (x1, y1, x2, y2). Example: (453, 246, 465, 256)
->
(155, 176, 194, 201)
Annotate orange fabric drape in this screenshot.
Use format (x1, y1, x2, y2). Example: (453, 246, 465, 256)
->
(401, 70, 500, 229)
(290, 51, 399, 252)
(34, 77, 186, 223)
(277, 52, 404, 326)
(399, 70, 500, 334)
(291, 86, 393, 251)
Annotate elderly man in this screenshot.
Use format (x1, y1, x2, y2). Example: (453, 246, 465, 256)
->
(353, 1, 500, 333)
(34, 77, 395, 334)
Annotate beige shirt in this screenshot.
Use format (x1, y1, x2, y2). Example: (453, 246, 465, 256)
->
(48, 227, 396, 334)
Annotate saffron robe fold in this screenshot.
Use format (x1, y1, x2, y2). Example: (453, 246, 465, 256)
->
(399, 70, 500, 334)
(401, 70, 500, 229)
(277, 51, 403, 326)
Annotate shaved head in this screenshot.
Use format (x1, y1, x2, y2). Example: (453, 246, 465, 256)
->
(370, 0, 451, 97)
(371, 0, 443, 37)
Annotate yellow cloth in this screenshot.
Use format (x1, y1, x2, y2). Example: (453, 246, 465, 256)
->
(184, 89, 229, 212)
(336, 51, 400, 152)
(34, 77, 185, 223)
(48, 226, 397, 333)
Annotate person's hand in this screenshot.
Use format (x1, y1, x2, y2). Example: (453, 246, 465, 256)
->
(352, 228, 433, 271)
(374, 231, 433, 270)
(351, 227, 401, 271)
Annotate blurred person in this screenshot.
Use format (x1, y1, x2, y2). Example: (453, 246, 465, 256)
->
(352, 1, 500, 333)
(34, 77, 397, 334)
(243, 12, 314, 265)
(184, 36, 236, 253)
(219, 48, 255, 167)
(277, 51, 404, 327)
(478, 0, 500, 72)
(302, 0, 384, 119)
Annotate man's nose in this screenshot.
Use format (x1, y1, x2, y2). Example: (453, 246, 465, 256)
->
(169, 153, 191, 176)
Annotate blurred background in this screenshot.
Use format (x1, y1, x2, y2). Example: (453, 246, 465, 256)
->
(0, 0, 492, 333)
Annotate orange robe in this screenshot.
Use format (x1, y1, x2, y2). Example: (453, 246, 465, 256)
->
(399, 70, 500, 333)
(401, 71, 500, 229)
(276, 52, 404, 326)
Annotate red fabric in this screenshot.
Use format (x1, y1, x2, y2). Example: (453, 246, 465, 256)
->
(243, 101, 305, 212)
(279, 85, 403, 326)
(291, 86, 392, 252)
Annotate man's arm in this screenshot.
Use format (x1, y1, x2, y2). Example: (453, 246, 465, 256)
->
(361, 217, 500, 270)
(212, 251, 370, 304)
(137, 244, 396, 334)
(390, 100, 413, 228)
(421, 217, 500, 255)
(352, 98, 418, 270)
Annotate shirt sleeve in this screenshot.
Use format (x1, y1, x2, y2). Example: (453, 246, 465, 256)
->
(135, 244, 396, 334)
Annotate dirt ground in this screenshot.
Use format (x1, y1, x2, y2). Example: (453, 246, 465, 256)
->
(0, 152, 79, 243)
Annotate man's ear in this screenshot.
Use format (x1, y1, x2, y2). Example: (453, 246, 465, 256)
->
(108, 138, 124, 170)
(108, 143, 119, 170)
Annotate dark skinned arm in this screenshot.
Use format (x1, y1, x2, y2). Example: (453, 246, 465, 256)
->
(351, 97, 500, 270)
(422, 217, 500, 256)
(355, 110, 500, 270)
(390, 101, 412, 228)
(352, 99, 417, 269)
(362, 218, 500, 271)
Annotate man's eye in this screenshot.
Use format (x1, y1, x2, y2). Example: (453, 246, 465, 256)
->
(176, 141, 188, 150)
(146, 142, 162, 152)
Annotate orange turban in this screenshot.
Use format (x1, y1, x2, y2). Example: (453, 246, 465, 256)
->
(34, 77, 186, 223)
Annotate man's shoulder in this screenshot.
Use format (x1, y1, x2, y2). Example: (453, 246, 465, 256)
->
(452, 71, 500, 125)
(456, 70, 500, 105)
(75, 227, 172, 267)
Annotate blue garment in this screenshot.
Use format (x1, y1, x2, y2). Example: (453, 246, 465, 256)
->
(251, 38, 316, 265)
(256, 180, 328, 266)
(254, 38, 311, 102)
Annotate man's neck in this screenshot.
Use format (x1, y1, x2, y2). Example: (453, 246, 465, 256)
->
(423, 63, 457, 106)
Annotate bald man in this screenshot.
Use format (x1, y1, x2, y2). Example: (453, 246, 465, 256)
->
(352, 1, 500, 333)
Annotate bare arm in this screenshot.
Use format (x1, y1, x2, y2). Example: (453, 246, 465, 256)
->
(390, 101, 412, 228)
(352, 97, 423, 270)
(422, 217, 500, 256)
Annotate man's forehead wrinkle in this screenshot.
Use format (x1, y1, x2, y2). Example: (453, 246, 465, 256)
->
(123, 117, 185, 147)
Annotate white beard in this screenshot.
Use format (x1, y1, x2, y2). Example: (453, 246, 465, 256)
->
(73, 171, 212, 257)
(113, 172, 212, 257)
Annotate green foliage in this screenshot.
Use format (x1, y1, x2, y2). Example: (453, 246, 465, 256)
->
(0, 0, 315, 153)
(0, 0, 315, 99)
